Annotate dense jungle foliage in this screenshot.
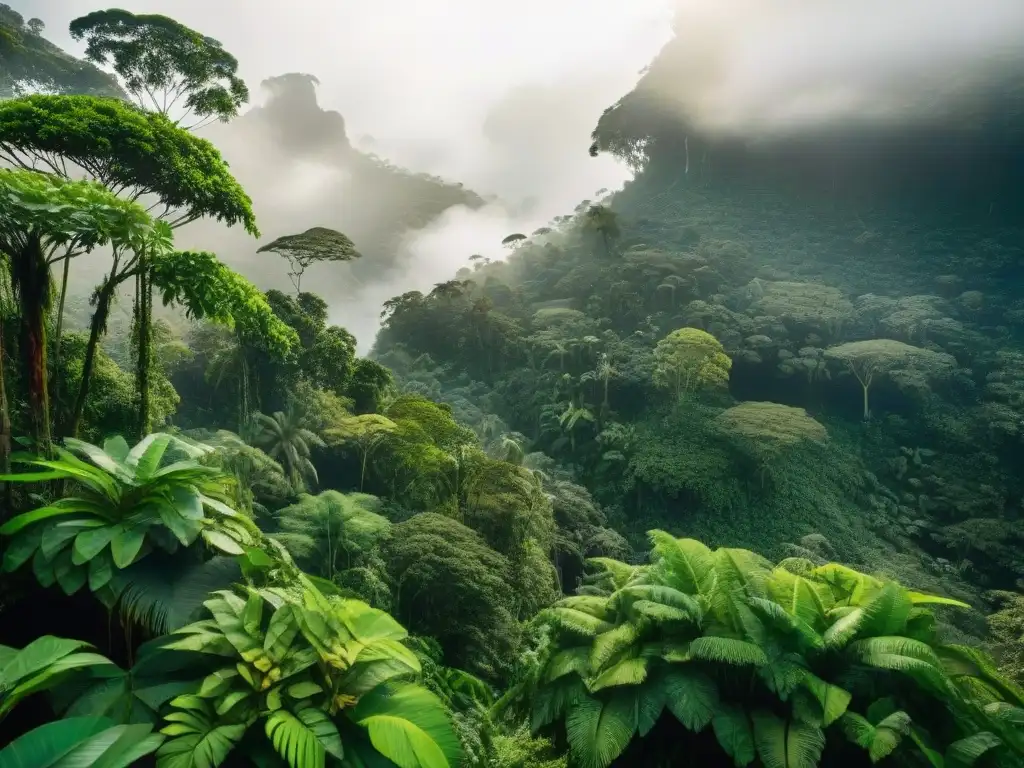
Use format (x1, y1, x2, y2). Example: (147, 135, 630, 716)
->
(2, 6, 1024, 768)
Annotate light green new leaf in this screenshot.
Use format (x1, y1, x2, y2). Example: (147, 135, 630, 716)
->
(353, 682, 461, 768)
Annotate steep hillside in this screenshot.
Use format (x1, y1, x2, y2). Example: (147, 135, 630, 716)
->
(0, 5, 123, 97)
(194, 73, 486, 289)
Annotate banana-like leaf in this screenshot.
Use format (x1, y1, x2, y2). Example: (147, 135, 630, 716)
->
(0, 716, 162, 768)
(353, 682, 461, 768)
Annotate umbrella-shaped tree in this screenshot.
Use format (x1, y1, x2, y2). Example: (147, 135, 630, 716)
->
(257, 227, 361, 294)
(69, 9, 249, 130)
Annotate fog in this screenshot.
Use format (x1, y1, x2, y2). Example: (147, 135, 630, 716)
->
(645, 0, 1024, 138)
(15, 0, 1024, 348)
(21, 0, 672, 348)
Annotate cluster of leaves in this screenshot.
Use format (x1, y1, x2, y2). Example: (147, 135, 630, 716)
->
(0, 94, 257, 231)
(0, 431, 464, 768)
(69, 9, 249, 129)
(503, 530, 1024, 768)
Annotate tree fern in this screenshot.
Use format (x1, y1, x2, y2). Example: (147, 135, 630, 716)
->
(250, 407, 325, 491)
(541, 607, 612, 637)
(608, 584, 703, 625)
(647, 531, 716, 596)
(545, 647, 592, 683)
(588, 657, 648, 692)
(524, 531, 1024, 768)
(857, 582, 913, 637)
(687, 636, 768, 667)
(766, 568, 833, 631)
(590, 622, 642, 669)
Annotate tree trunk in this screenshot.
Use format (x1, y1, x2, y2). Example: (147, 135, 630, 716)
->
(134, 259, 152, 439)
(67, 280, 117, 438)
(50, 254, 72, 425)
(862, 382, 870, 421)
(15, 240, 51, 454)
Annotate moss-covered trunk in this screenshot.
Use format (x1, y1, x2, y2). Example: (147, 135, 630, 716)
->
(49, 254, 72, 425)
(134, 258, 152, 440)
(14, 235, 51, 453)
(66, 278, 117, 439)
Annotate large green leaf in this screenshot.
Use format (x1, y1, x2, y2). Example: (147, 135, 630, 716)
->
(336, 601, 408, 644)
(110, 525, 147, 569)
(155, 695, 247, 768)
(60, 722, 165, 768)
(840, 710, 911, 763)
(265, 710, 326, 768)
(858, 583, 913, 637)
(564, 692, 638, 768)
(946, 732, 1003, 768)
(0, 636, 93, 688)
(647, 531, 716, 596)
(0, 636, 115, 719)
(64, 437, 134, 483)
(687, 636, 767, 667)
(661, 668, 718, 732)
(353, 682, 461, 768)
(712, 704, 756, 767)
(265, 707, 343, 767)
(751, 710, 825, 768)
(112, 555, 242, 635)
(0, 716, 161, 768)
(127, 433, 173, 479)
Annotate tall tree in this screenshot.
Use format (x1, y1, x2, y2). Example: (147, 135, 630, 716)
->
(69, 9, 249, 130)
(257, 227, 361, 293)
(139, 248, 299, 437)
(0, 94, 261, 436)
(0, 169, 155, 452)
(583, 204, 620, 257)
(0, 94, 258, 354)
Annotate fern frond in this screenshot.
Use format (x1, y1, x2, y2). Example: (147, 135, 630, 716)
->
(688, 636, 767, 667)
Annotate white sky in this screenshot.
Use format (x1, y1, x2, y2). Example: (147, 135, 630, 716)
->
(18, 1, 1024, 347)
(18, 2, 674, 345)
(21, 1, 673, 192)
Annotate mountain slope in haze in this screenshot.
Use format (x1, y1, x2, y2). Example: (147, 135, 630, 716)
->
(590, 4, 1024, 220)
(192, 73, 487, 292)
(370, 10, 1024, 636)
(0, 4, 124, 97)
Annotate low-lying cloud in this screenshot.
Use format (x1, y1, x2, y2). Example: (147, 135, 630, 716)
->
(646, 0, 1024, 138)
(19, 0, 1024, 350)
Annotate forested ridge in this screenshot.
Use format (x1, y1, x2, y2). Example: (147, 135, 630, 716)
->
(1, 7, 1024, 768)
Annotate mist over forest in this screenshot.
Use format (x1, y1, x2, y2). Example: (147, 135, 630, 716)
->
(3, 2, 1024, 767)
